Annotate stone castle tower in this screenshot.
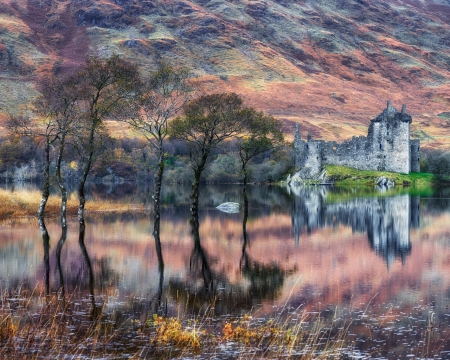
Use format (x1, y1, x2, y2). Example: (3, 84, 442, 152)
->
(293, 101, 420, 176)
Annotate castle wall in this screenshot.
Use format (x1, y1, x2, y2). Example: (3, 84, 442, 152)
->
(386, 117, 410, 173)
(410, 140, 420, 172)
(301, 140, 322, 177)
(322, 136, 375, 171)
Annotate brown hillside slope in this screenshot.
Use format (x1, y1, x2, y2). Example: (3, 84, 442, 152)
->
(1, 0, 450, 148)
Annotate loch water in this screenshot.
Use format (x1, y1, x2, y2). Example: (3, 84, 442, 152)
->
(2, 183, 450, 357)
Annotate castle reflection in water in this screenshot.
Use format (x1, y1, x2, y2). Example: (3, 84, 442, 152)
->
(289, 186, 420, 267)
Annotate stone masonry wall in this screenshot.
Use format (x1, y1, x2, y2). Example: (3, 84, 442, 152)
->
(293, 102, 420, 176)
(410, 140, 420, 172)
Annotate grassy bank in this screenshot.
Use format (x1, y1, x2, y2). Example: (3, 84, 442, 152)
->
(0, 189, 145, 219)
(324, 165, 435, 187)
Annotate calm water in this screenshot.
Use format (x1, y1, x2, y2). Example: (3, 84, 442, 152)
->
(2, 183, 450, 357)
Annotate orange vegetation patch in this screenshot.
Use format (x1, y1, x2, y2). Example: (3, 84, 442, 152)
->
(0, 189, 146, 219)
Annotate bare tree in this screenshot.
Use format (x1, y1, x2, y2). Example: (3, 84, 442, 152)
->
(7, 112, 57, 218)
(37, 76, 80, 221)
(73, 55, 140, 221)
(127, 63, 192, 217)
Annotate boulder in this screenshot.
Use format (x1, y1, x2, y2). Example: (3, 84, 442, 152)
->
(376, 176, 395, 188)
(216, 202, 240, 213)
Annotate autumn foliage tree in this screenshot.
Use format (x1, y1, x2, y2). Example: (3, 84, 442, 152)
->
(169, 93, 246, 215)
(239, 109, 284, 187)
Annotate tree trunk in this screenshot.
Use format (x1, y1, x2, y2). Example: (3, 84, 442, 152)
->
(38, 140, 51, 218)
(55, 135, 67, 224)
(78, 127, 95, 222)
(190, 169, 201, 217)
(190, 154, 208, 217)
(153, 145, 164, 218)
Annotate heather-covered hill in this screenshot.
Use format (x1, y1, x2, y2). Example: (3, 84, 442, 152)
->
(1, 0, 450, 147)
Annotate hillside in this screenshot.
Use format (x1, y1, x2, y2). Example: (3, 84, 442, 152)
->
(1, 0, 450, 148)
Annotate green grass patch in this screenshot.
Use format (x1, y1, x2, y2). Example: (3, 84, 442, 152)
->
(324, 164, 435, 188)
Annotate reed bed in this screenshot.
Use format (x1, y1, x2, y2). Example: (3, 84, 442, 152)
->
(0, 189, 146, 218)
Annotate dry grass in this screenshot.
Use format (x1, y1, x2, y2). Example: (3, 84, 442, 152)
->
(0, 189, 146, 219)
(1, 286, 448, 359)
(0, 286, 354, 359)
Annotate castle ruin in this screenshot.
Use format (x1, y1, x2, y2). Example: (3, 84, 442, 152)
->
(293, 101, 420, 177)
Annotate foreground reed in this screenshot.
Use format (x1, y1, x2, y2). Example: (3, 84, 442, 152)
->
(0, 189, 145, 218)
(0, 286, 356, 359)
(2, 286, 450, 359)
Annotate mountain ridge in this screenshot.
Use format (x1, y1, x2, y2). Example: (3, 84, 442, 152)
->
(1, 0, 450, 147)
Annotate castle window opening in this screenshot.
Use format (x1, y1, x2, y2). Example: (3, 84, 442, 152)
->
(379, 143, 382, 150)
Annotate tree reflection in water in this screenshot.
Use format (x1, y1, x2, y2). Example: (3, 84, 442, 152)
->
(241, 184, 296, 303)
(167, 189, 296, 317)
(152, 210, 165, 316)
(38, 215, 50, 298)
(55, 213, 67, 298)
(189, 214, 214, 291)
(78, 215, 100, 318)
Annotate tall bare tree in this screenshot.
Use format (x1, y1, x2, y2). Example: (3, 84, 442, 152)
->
(73, 55, 140, 221)
(7, 113, 55, 218)
(39, 76, 80, 221)
(169, 93, 246, 216)
(128, 63, 192, 217)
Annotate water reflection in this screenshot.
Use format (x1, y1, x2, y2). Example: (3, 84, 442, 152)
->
(78, 215, 100, 318)
(290, 187, 419, 267)
(241, 187, 295, 302)
(4, 185, 450, 323)
(152, 211, 165, 316)
(55, 215, 67, 297)
(189, 215, 214, 291)
(38, 216, 50, 297)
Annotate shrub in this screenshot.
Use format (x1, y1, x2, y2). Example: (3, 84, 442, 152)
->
(206, 154, 241, 183)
